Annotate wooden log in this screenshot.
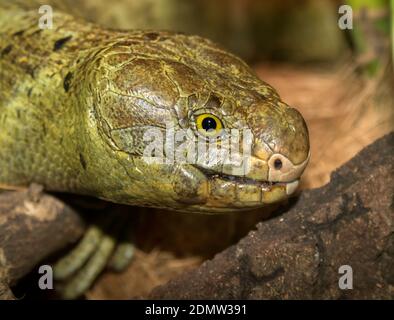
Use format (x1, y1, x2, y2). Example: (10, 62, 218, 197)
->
(0, 185, 84, 299)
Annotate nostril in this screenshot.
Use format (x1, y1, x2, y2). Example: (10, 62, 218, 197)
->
(274, 158, 283, 170)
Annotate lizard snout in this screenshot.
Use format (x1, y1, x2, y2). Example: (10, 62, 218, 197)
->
(267, 152, 310, 182)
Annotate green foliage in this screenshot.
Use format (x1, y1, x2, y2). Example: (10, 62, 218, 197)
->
(347, 0, 389, 10)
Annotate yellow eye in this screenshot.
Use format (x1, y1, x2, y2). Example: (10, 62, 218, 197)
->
(195, 113, 223, 136)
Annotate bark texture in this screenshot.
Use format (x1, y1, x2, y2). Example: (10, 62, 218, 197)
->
(0, 185, 84, 299)
(150, 132, 394, 299)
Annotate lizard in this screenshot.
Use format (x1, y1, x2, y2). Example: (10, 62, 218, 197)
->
(0, 0, 310, 298)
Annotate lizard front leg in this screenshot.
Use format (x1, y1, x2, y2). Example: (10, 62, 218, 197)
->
(53, 211, 135, 299)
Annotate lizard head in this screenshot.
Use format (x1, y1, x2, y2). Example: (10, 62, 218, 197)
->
(82, 32, 310, 212)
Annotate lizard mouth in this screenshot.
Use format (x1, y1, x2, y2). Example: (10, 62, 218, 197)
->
(195, 168, 300, 211)
(209, 172, 300, 195)
(216, 173, 292, 188)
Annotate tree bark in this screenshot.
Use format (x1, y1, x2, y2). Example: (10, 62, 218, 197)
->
(150, 132, 394, 299)
(0, 185, 84, 299)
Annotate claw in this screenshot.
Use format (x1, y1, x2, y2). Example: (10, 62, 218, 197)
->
(61, 233, 117, 299)
(108, 215, 135, 272)
(108, 240, 134, 272)
(53, 225, 104, 280)
(53, 212, 135, 299)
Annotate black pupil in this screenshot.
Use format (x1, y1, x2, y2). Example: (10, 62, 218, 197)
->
(274, 159, 283, 170)
(202, 117, 217, 131)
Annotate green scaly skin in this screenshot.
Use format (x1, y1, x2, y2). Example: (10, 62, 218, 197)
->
(0, 1, 310, 213)
(0, 1, 310, 298)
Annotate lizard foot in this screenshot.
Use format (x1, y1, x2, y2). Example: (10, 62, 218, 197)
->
(53, 213, 135, 299)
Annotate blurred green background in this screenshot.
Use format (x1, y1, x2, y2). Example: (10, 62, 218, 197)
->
(62, 0, 391, 65)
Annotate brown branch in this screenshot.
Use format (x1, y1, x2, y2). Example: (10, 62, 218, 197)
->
(0, 185, 84, 299)
(150, 132, 394, 299)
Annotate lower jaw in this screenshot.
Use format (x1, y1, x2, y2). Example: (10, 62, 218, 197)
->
(203, 176, 300, 209)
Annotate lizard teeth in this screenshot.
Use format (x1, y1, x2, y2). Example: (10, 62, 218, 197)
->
(286, 180, 299, 195)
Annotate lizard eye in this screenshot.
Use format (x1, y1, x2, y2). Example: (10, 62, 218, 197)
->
(195, 113, 223, 137)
